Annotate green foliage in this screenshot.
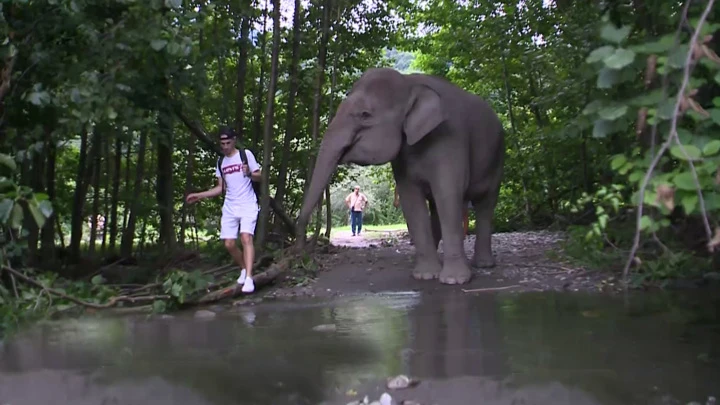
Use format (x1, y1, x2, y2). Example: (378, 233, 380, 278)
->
(566, 8, 720, 281)
(160, 269, 213, 309)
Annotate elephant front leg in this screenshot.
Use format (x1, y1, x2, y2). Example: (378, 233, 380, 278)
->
(433, 192, 473, 285)
(396, 181, 442, 280)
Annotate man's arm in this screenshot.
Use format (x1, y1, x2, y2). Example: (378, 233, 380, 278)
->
(245, 149, 262, 182)
(197, 178, 223, 199)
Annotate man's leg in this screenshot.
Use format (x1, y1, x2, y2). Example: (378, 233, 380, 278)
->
(239, 209, 259, 293)
(220, 214, 246, 284)
(350, 210, 357, 235)
(357, 211, 363, 234)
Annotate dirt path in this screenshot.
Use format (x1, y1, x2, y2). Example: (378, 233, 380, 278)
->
(264, 229, 621, 300)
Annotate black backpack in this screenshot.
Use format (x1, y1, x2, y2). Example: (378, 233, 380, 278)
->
(217, 144, 261, 199)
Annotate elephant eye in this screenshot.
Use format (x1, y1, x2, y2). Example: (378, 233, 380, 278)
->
(359, 111, 372, 119)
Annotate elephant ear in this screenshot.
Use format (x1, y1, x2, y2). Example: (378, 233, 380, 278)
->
(403, 84, 446, 146)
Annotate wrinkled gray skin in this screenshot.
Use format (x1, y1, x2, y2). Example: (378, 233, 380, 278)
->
(296, 68, 505, 285)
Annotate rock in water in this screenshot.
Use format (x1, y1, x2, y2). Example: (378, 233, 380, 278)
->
(386, 375, 419, 390)
(194, 310, 216, 319)
(312, 323, 337, 332)
(379, 392, 393, 405)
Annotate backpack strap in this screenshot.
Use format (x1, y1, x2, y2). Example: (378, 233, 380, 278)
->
(235, 143, 261, 198)
(217, 155, 226, 195)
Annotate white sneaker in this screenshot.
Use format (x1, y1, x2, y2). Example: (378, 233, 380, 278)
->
(236, 268, 247, 285)
(241, 276, 255, 293)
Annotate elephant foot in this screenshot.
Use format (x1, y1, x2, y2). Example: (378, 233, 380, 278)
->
(411, 259, 441, 280)
(471, 254, 496, 269)
(439, 260, 473, 285)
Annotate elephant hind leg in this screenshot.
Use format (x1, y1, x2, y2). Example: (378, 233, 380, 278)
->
(471, 189, 498, 268)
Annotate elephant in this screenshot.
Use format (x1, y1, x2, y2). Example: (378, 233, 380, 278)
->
(295, 67, 505, 285)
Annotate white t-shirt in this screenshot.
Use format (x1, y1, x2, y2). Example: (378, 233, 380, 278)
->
(215, 149, 261, 215)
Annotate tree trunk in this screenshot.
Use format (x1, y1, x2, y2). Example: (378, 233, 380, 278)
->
(308, 0, 332, 237)
(88, 131, 102, 255)
(101, 135, 110, 252)
(180, 136, 195, 246)
(69, 126, 92, 263)
(120, 130, 148, 259)
(40, 125, 57, 263)
(235, 9, 251, 134)
(500, 52, 531, 223)
(156, 110, 176, 251)
(109, 136, 122, 251)
(251, 0, 269, 150)
(256, 0, 282, 247)
(273, 0, 302, 209)
(122, 139, 132, 232)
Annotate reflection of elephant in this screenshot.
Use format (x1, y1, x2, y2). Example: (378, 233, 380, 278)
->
(296, 68, 505, 284)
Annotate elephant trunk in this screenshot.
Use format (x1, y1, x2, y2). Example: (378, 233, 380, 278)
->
(295, 141, 347, 245)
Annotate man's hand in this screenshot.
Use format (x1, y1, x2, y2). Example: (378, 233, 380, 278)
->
(186, 193, 202, 204)
(242, 163, 250, 176)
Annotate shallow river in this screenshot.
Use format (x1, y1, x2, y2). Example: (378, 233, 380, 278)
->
(0, 290, 718, 405)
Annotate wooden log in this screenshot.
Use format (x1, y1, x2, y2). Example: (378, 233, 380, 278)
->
(194, 256, 295, 304)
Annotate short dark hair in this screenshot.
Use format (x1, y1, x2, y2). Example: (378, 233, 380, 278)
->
(217, 125, 237, 140)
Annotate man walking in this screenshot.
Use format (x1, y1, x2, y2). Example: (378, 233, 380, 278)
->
(345, 185, 368, 236)
(185, 127, 261, 293)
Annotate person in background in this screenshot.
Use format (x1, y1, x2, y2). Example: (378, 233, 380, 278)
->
(185, 127, 261, 294)
(394, 188, 471, 237)
(345, 185, 368, 236)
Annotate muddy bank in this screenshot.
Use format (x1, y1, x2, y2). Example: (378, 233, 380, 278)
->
(261, 230, 621, 300)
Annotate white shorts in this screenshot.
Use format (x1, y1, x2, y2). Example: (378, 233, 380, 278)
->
(220, 209, 259, 239)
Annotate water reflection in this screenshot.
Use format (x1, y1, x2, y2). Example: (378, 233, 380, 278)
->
(0, 290, 718, 405)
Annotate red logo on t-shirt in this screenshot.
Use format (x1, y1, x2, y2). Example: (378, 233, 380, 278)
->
(222, 164, 242, 175)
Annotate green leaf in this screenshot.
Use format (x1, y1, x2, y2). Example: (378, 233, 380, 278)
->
(25, 90, 50, 106)
(10, 202, 23, 229)
(703, 140, 720, 156)
(670, 144, 702, 161)
(681, 194, 699, 214)
(710, 109, 720, 126)
(593, 119, 613, 138)
(165, 0, 182, 8)
(610, 154, 627, 170)
(597, 67, 619, 89)
(639, 215, 653, 230)
(91, 274, 106, 285)
(630, 35, 675, 54)
(656, 99, 677, 120)
(603, 48, 636, 70)
(668, 45, 690, 69)
(27, 201, 46, 229)
(0, 198, 13, 223)
(0, 153, 17, 171)
(629, 171, 645, 183)
(600, 24, 632, 44)
(582, 100, 603, 116)
(150, 39, 168, 51)
(38, 200, 53, 217)
(714, 71, 720, 85)
(586, 45, 615, 63)
(598, 105, 628, 121)
(673, 172, 698, 191)
(106, 107, 117, 120)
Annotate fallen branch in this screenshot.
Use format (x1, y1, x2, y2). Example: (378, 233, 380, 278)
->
(3, 265, 170, 309)
(462, 285, 521, 293)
